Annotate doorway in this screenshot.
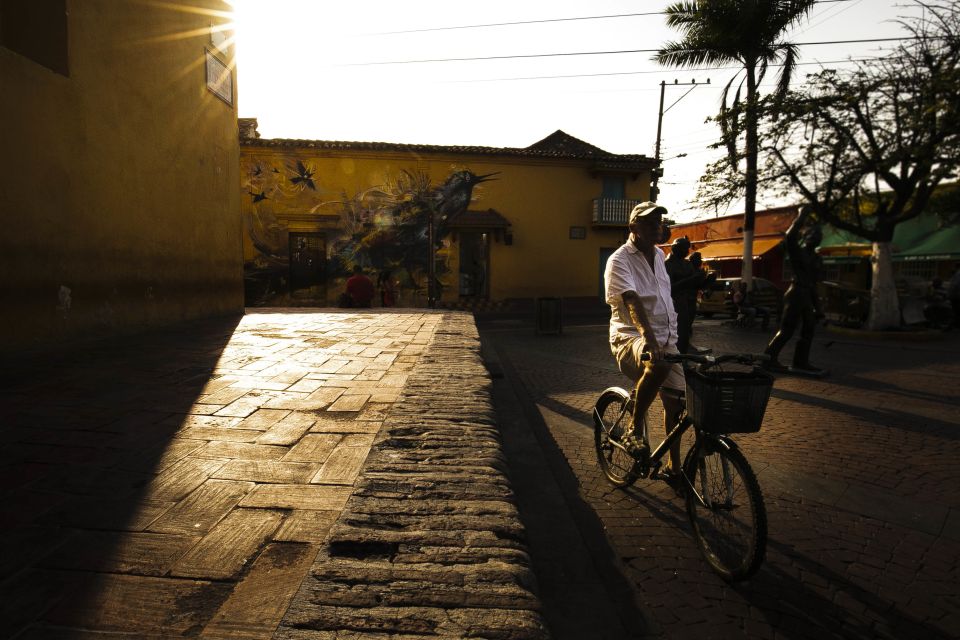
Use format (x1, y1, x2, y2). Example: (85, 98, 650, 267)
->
(458, 231, 489, 298)
(289, 232, 326, 295)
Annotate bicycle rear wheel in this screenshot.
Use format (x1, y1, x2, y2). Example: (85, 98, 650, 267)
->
(684, 440, 766, 580)
(593, 389, 638, 488)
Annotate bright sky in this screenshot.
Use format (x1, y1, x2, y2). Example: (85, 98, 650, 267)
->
(230, 0, 925, 223)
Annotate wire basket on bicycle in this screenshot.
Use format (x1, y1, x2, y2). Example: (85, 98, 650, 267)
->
(684, 362, 773, 434)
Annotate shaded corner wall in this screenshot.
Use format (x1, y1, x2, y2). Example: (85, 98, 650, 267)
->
(0, 0, 243, 352)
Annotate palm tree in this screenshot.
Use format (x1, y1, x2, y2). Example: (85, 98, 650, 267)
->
(655, 0, 816, 288)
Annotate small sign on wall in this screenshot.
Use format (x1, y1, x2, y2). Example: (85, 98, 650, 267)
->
(569, 226, 587, 240)
(205, 49, 233, 106)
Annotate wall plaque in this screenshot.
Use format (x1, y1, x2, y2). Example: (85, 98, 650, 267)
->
(205, 49, 233, 106)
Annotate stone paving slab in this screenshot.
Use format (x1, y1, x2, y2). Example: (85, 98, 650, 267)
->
(1, 310, 547, 639)
(274, 313, 548, 639)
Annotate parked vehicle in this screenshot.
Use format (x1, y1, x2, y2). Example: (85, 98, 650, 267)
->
(697, 277, 783, 318)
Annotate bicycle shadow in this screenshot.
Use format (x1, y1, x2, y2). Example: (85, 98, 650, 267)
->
(733, 534, 952, 640)
(616, 483, 953, 640)
(770, 387, 960, 439)
(824, 370, 959, 406)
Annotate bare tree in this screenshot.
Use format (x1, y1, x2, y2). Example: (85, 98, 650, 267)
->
(700, 2, 960, 330)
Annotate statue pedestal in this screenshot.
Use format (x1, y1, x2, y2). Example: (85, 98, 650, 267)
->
(785, 365, 830, 378)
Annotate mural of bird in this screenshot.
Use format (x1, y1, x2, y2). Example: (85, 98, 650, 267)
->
(248, 190, 268, 203)
(290, 160, 317, 190)
(435, 170, 499, 219)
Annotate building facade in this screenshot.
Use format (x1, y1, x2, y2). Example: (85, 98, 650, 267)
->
(239, 121, 657, 308)
(1, 0, 243, 351)
(665, 206, 799, 289)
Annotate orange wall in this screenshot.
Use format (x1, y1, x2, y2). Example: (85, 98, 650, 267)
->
(1, 1, 243, 351)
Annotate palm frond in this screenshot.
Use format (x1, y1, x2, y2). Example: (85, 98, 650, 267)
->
(776, 44, 800, 101)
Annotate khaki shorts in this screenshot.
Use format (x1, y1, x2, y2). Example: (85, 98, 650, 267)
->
(612, 335, 685, 391)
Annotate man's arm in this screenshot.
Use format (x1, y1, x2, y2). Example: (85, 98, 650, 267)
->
(621, 290, 664, 361)
(785, 205, 812, 246)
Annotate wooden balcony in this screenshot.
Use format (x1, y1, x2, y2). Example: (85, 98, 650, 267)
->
(592, 198, 643, 226)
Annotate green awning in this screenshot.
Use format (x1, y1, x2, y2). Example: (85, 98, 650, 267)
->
(894, 222, 960, 260)
(818, 211, 960, 261)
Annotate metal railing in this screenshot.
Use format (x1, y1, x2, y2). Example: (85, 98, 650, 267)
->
(592, 198, 643, 226)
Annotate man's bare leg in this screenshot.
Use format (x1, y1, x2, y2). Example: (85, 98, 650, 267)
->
(659, 389, 683, 473)
(627, 361, 671, 453)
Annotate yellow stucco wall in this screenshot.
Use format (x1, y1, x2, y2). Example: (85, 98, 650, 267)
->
(0, 0, 242, 351)
(240, 145, 649, 305)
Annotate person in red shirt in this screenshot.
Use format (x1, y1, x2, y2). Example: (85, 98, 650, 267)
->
(345, 265, 375, 308)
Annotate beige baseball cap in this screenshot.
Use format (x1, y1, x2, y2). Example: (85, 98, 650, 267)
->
(629, 201, 667, 225)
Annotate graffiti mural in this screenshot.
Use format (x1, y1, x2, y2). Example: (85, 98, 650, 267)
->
(241, 156, 495, 306)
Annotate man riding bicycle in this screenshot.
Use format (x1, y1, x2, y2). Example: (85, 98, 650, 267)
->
(604, 202, 684, 479)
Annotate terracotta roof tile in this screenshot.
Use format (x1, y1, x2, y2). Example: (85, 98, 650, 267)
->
(240, 129, 654, 167)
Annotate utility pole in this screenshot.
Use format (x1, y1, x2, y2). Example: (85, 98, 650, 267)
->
(651, 78, 709, 202)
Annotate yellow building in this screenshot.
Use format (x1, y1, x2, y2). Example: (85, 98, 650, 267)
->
(1, 0, 242, 352)
(239, 120, 657, 308)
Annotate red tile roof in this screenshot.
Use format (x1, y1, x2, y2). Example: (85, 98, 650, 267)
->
(240, 129, 654, 168)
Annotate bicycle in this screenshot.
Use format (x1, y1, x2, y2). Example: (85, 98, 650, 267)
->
(593, 351, 773, 581)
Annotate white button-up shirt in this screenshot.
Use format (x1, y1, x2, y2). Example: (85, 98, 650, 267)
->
(604, 241, 678, 350)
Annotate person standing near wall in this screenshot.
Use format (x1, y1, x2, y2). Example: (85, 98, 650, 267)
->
(665, 237, 709, 353)
(346, 265, 375, 308)
(378, 269, 397, 307)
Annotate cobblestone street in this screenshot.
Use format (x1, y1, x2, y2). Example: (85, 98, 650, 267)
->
(1, 310, 546, 639)
(481, 318, 960, 640)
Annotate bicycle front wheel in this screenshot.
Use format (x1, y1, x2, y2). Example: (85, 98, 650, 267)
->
(684, 440, 766, 581)
(593, 389, 638, 488)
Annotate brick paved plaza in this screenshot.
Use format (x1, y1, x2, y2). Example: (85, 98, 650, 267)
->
(481, 317, 960, 640)
(1, 310, 546, 639)
(3, 306, 958, 639)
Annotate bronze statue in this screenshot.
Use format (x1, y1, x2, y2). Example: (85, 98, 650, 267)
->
(764, 206, 828, 376)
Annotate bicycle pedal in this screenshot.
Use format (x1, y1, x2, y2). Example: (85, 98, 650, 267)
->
(621, 435, 648, 459)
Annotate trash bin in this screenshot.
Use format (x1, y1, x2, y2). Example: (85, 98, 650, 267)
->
(536, 297, 563, 334)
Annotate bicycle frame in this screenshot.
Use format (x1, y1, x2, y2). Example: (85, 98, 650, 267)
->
(595, 385, 739, 509)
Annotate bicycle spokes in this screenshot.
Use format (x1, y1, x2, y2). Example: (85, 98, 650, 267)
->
(685, 444, 766, 581)
(593, 389, 639, 488)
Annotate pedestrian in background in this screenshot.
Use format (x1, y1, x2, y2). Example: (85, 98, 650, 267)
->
(378, 269, 397, 307)
(688, 251, 716, 349)
(345, 264, 375, 308)
(665, 237, 709, 353)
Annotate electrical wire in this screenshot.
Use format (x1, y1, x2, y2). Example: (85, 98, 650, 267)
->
(372, 0, 859, 36)
(346, 37, 918, 66)
(439, 56, 889, 84)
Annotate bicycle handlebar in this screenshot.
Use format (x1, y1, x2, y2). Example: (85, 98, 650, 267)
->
(640, 351, 770, 367)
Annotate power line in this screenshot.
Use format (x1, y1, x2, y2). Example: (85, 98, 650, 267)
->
(440, 57, 887, 84)
(346, 37, 914, 67)
(373, 0, 857, 36)
(374, 11, 663, 35)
